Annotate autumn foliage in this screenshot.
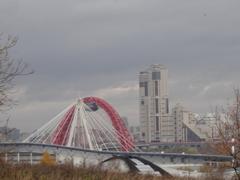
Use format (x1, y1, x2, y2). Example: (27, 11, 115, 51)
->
(40, 151, 55, 166)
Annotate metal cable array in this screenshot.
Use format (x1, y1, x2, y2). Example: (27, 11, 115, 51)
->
(24, 97, 138, 152)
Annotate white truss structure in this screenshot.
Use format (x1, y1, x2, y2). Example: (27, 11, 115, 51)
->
(24, 98, 138, 152)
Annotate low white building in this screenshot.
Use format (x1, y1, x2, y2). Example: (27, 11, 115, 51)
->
(170, 104, 219, 142)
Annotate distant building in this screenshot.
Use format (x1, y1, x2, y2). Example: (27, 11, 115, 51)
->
(170, 104, 220, 142)
(0, 127, 20, 142)
(138, 64, 219, 143)
(0, 127, 8, 142)
(121, 117, 129, 129)
(194, 113, 220, 140)
(171, 104, 203, 142)
(121, 116, 141, 142)
(129, 126, 141, 142)
(19, 132, 30, 142)
(139, 64, 174, 143)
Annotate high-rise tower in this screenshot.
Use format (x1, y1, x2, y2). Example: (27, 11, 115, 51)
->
(139, 64, 174, 143)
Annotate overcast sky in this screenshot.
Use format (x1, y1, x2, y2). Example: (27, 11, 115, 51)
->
(0, 0, 240, 132)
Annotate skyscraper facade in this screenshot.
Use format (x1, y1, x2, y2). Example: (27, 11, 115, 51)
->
(139, 64, 174, 143)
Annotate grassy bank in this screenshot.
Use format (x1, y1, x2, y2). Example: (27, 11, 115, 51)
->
(0, 159, 227, 180)
(0, 161, 170, 180)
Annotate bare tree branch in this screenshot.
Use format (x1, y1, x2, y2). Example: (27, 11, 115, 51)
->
(0, 34, 33, 111)
(213, 89, 240, 179)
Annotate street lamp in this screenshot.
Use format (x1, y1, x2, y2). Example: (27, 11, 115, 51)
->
(232, 138, 235, 155)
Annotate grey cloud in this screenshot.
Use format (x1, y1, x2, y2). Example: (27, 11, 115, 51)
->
(0, 0, 240, 131)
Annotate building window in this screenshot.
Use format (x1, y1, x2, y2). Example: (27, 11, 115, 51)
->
(155, 81, 158, 96)
(166, 98, 169, 113)
(140, 82, 148, 96)
(141, 100, 144, 105)
(156, 116, 159, 131)
(145, 83, 148, 96)
(152, 71, 160, 80)
(155, 98, 159, 113)
(139, 82, 145, 87)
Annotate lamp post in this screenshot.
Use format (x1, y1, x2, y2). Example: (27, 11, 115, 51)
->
(232, 138, 235, 168)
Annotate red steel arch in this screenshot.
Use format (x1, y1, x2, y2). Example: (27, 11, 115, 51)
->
(83, 97, 134, 151)
(52, 106, 76, 145)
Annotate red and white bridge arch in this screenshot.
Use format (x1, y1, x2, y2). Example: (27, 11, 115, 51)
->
(24, 97, 135, 152)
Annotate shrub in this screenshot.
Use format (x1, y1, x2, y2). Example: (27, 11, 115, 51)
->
(40, 151, 55, 166)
